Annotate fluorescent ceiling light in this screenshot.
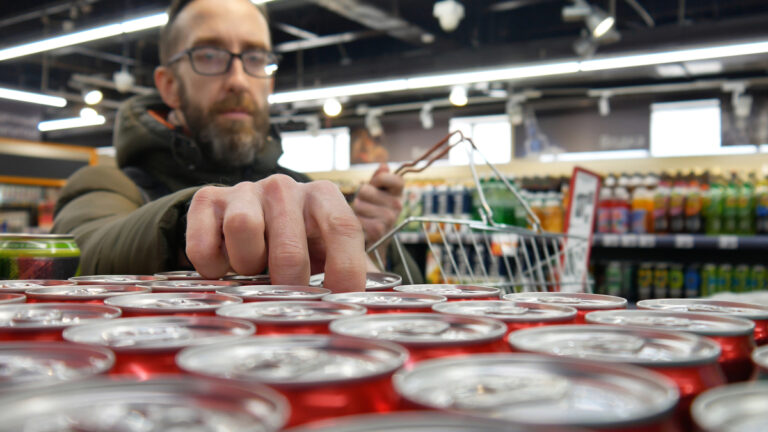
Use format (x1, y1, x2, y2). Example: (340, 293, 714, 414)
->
(543, 149, 650, 162)
(580, 40, 768, 71)
(0, 87, 67, 107)
(38, 115, 106, 132)
(0, 12, 168, 62)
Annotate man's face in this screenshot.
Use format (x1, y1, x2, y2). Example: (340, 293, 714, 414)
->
(169, 0, 273, 166)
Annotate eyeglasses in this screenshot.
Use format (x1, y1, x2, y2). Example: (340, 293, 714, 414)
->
(166, 46, 279, 78)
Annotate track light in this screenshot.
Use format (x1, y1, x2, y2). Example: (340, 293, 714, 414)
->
(433, 0, 465, 32)
(449, 86, 468, 106)
(83, 89, 103, 105)
(79, 107, 98, 118)
(365, 109, 383, 137)
(598, 94, 611, 116)
(586, 6, 615, 38)
(420, 103, 434, 129)
(323, 98, 342, 117)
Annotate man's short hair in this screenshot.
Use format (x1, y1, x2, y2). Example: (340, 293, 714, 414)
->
(158, 0, 269, 65)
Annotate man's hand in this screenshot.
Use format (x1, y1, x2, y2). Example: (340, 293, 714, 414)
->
(185, 175, 366, 292)
(352, 163, 404, 258)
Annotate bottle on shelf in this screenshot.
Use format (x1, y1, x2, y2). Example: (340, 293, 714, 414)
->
(756, 174, 768, 234)
(668, 174, 687, 234)
(541, 192, 564, 233)
(597, 187, 613, 234)
(705, 179, 723, 235)
(722, 173, 740, 234)
(652, 181, 670, 234)
(611, 187, 630, 234)
(684, 175, 704, 234)
(630, 186, 654, 234)
(737, 174, 755, 235)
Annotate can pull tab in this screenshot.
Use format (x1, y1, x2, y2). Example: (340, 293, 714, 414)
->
(686, 304, 742, 314)
(11, 309, 64, 325)
(385, 320, 451, 337)
(260, 305, 317, 318)
(104, 325, 193, 347)
(234, 348, 329, 379)
(581, 335, 646, 356)
(153, 298, 209, 308)
(367, 296, 402, 305)
(71, 287, 108, 295)
(449, 374, 571, 410)
(0, 356, 71, 381)
(484, 305, 529, 317)
(623, 316, 693, 329)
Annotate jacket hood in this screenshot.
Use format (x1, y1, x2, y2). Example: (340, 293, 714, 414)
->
(114, 93, 285, 189)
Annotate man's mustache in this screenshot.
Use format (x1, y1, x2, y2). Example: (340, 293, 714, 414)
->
(211, 94, 257, 115)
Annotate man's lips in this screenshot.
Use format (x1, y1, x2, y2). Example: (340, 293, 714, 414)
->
(217, 110, 253, 119)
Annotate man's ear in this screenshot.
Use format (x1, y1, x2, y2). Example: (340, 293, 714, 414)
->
(155, 66, 181, 109)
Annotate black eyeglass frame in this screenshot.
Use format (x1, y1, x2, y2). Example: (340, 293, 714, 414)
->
(165, 46, 280, 78)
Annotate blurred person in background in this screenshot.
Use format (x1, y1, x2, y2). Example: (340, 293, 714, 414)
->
(52, 0, 418, 292)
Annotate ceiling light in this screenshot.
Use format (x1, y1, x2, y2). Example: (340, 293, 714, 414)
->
(449, 86, 468, 106)
(506, 98, 523, 125)
(365, 109, 383, 137)
(323, 98, 342, 117)
(79, 107, 98, 118)
(83, 89, 103, 105)
(420, 103, 434, 129)
(598, 95, 610, 116)
(587, 6, 615, 39)
(655, 64, 687, 78)
(0, 87, 67, 107)
(580, 40, 768, 71)
(38, 115, 106, 132)
(268, 38, 768, 104)
(433, 0, 465, 32)
(684, 60, 723, 75)
(0, 12, 167, 62)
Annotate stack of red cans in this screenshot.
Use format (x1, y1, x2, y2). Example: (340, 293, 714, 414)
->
(0, 303, 121, 341)
(433, 300, 577, 334)
(105, 292, 242, 317)
(637, 298, 768, 346)
(137, 279, 239, 293)
(395, 284, 501, 301)
(218, 285, 331, 302)
(393, 353, 680, 431)
(503, 292, 627, 323)
(507, 324, 725, 429)
(323, 291, 447, 314)
(310, 272, 402, 291)
(586, 309, 757, 383)
(176, 335, 407, 426)
(216, 300, 366, 334)
(62, 315, 253, 377)
(329, 312, 508, 365)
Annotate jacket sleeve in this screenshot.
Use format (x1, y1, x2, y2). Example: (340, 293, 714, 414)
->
(52, 165, 199, 275)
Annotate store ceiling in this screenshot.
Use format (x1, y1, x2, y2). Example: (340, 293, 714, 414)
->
(1, 0, 768, 139)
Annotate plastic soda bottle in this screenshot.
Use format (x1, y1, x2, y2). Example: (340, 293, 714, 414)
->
(611, 187, 630, 234)
(630, 187, 653, 234)
(685, 179, 704, 234)
(737, 179, 755, 235)
(669, 264, 684, 298)
(652, 185, 670, 234)
(668, 180, 686, 234)
(705, 183, 723, 235)
(597, 187, 613, 233)
(722, 174, 739, 234)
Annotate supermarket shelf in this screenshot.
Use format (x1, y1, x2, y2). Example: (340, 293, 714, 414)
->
(593, 234, 768, 250)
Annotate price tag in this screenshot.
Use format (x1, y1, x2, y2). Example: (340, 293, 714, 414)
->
(674, 235, 695, 249)
(638, 235, 656, 248)
(718, 236, 739, 250)
(561, 167, 602, 292)
(490, 233, 519, 257)
(601, 234, 620, 247)
(620, 234, 638, 248)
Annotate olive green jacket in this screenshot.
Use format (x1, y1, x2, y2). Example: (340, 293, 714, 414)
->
(52, 93, 308, 275)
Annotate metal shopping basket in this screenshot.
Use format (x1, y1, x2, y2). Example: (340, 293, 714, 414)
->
(366, 130, 594, 294)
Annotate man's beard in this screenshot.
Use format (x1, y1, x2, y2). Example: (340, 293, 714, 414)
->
(178, 83, 270, 167)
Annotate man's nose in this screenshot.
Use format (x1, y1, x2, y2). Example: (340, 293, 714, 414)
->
(223, 56, 250, 92)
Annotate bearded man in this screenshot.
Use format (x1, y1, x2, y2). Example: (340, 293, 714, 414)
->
(52, 0, 414, 292)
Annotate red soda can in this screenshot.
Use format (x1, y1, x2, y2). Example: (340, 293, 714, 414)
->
(508, 324, 723, 430)
(177, 335, 408, 427)
(503, 292, 627, 323)
(280, 412, 549, 432)
(329, 313, 507, 365)
(393, 353, 680, 432)
(217, 285, 331, 302)
(692, 382, 768, 431)
(137, 279, 239, 293)
(0, 342, 114, 391)
(153, 270, 205, 280)
(323, 291, 447, 314)
(222, 274, 272, 285)
(638, 298, 768, 346)
(0, 293, 25, 304)
(216, 300, 366, 334)
(753, 345, 768, 380)
(586, 309, 756, 383)
(0, 303, 120, 341)
(310, 272, 402, 291)
(0, 376, 288, 431)
(0, 279, 74, 293)
(395, 284, 501, 301)
(70, 274, 165, 285)
(433, 300, 577, 335)
(62, 315, 254, 377)
(24, 284, 150, 304)
(105, 292, 242, 317)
